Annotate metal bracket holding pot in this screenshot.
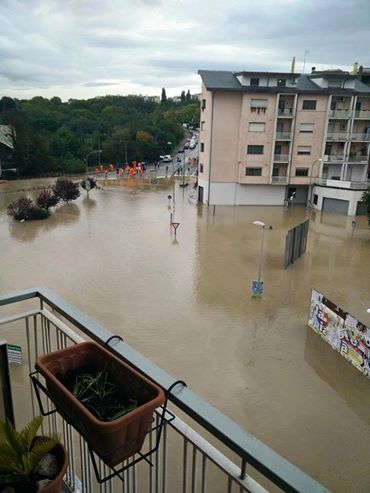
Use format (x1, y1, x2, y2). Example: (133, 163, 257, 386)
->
(30, 370, 187, 484)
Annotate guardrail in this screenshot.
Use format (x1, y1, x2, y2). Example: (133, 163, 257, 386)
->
(0, 288, 329, 493)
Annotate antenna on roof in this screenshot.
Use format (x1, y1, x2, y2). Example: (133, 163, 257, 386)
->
(290, 56, 296, 74)
(302, 49, 309, 74)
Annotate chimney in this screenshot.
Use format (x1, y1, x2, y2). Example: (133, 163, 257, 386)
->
(290, 56, 296, 74)
(311, 67, 316, 74)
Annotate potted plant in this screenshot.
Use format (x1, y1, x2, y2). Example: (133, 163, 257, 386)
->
(0, 416, 68, 493)
(35, 341, 165, 467)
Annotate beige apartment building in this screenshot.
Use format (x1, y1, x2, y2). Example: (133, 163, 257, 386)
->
(197, 69, 370, 215)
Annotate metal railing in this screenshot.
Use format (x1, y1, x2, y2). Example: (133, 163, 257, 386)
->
(273, 154, 290, 162)
(0, 288, 329, 493)
(313, 178, 370, 190)
(275, 132, 292, 140)
(353, 110, 370, 119)
(271, 176, 288, 184)
(350, 133, 370, 141)
(324, 154, 344, 162)
(277, 108, 294, 117)
(326, 132, 348, 140)
(328, 110, 351, 119)
(347, 155, 369, 163)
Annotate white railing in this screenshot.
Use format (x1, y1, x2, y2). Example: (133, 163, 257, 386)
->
(350, 133, 370, 141)
(314, 179, 370, 190)
(271, 176, 288, 184)
(326, 132, 348, 140)
(273, 154, 290, 161)
(0, 289, 328, 493)
(324, 155, 345, 162)
(275, 132, 292, 140)
(328, 110, 351, 119)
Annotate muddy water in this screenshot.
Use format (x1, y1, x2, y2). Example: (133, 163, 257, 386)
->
(1, 178, 370, 492)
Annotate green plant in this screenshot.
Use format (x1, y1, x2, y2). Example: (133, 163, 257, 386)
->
(52, 177, 80, 203)
(362, 187, 370, 225)
(7, 197, 35, 221)
(36, 190, 59, 210)
(30, 208, 51, 220)
(0, 416, 59, 488)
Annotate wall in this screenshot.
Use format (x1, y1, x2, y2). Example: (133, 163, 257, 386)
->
(313, 184, 364, 215)
(206, 182, 285, 205)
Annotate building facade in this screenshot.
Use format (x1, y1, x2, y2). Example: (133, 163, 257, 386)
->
(197, 69, 370, 215)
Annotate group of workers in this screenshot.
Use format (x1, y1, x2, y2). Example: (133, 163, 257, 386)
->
(95, 162, 145, 178)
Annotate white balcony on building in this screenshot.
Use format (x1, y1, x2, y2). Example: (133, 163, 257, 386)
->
(273, 154, 290, 162)
(350, 133, 370, 141)
(277, 108, 294, 117)
(353, 109, 370, 119)
(326, 132, 348, 141)
(275, 132, 292, 140)
(271, 176, 288, 185)
(328, 109, 351, 119)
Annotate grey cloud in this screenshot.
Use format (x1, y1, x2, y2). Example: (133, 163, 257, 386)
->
(83, 81, 121, 87)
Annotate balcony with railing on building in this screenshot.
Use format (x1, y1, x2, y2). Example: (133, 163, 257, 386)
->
(0, 288, 329, 493)
(271, 164, 288, 184)
(328, 95, 352, 119)
(275, 121, 293, 140)
(277, 95, 295, 117)
(273, 143, 290, 162)
(353, 98, 370, 119)
(348, 143, 369, 163)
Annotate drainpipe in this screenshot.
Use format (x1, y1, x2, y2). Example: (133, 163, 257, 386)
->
(207, 91, 215, 205)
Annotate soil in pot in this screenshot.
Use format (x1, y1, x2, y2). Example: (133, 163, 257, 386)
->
(59, 365, 139, 421)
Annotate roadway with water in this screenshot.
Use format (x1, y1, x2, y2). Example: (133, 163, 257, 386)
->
(1, 177, 370, 492)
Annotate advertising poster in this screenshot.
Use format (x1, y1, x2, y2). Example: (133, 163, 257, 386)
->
(308, 289, 370, 378)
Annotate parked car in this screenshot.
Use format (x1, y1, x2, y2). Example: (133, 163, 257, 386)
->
(184, 139, 191, 149)
(160, 155, 172, 162)
(189, 139, 197, 149)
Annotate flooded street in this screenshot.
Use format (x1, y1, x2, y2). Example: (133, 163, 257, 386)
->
(1, 178, 370, 492)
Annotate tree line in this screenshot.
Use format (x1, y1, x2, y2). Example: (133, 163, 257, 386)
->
(0, 91, 200, 177)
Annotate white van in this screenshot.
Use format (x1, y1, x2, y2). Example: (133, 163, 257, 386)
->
(189, 139, 197, 149)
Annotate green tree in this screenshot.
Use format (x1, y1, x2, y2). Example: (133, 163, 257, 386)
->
(161, 88, 167, 103)
(180, 91, 186, 103)
(186, 90, 191, 102)
(362, 187, 370, 225)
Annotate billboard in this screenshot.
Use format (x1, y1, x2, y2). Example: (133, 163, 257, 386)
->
(308, 289, 370, 378)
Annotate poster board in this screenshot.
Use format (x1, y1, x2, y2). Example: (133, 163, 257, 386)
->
(308, 289, 370, 378)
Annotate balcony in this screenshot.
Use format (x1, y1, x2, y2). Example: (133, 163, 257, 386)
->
(275, 132, 292, 140)
(326, 132, 348, 141)
(353, 109, 370, 119)
(314, 178, 370, 190)
(0, 288, 328, 493)
(324, 154, 345, 163)
(347, 155, 369, 163)
(350, 133, 370, 141)
(277, 108, 294, 117)
(273, 154, 290, 162)
(271, 176, 288, 184)
(328, 109, 351, 119)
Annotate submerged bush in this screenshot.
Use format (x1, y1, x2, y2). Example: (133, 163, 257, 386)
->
(31, 208, 51, 220)
(53, 177, 80, 203)
(7, 197, 35, 221)
(36, 189, 59, 209)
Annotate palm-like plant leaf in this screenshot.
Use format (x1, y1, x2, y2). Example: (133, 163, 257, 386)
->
(0, 443, 20, 474)
(0, 420, 26, 459)
(20, 415, 43, 449)
(28, 436, 59, 473)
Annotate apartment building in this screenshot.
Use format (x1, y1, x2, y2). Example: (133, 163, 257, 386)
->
(197, 69, 370, 215)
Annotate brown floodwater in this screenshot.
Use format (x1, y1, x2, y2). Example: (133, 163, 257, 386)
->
(1, 178, 370, 492)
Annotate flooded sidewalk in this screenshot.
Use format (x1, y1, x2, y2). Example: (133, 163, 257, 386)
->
(1, 178, 370, 492)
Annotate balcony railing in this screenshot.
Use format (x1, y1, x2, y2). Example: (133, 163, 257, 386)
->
(314, 179, 370, 190)
(353, 110, 370, 119)
(347, 155, 369, 163)
(326, 132, 348, 140)
(324, 154, 345, 163)
(350, 133, 370, 141)
(328, 109, 351, 119)
(0, 288, 328, 493)
(273, 154, 290, 162)
(277, 108, 294, 117)
(275, 132, 292, 140)
(271, 176, 288, 184)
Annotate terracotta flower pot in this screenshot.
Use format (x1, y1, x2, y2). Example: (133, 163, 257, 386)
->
(38, 442, 68, 493)
(35, 341, 165, 467)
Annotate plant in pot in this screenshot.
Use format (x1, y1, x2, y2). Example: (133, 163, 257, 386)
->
(35, 341, 165, 467)
(0, 416, 68, 493)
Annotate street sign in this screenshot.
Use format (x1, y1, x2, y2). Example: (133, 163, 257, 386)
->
(85, 180, 91, 191)
(7, 344, 22, 365)
(251, 280, 264, 297)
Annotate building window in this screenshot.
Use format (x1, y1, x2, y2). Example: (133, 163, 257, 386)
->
(245, 167, 262, 176)
(248, 122, 266, 132)
(250, 78, 260, 86)
(302, 100, 317, 110)
(313, 194, 318, 205)
(247, 145, 264, 154)
(297, 146, 311, 155)
(300, 123, 314, 133)
(201, 99, 206, 110)
(200, 143, 204, 152)
(277, 78, 286, 87)
(250, 99, 267, 114)
(295, 168, 309, 176)
(200, 164, 204, 173)
(201, 121, 205, 131)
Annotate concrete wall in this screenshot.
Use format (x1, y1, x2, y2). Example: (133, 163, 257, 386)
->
(204, 182, 285, 205)
(313, 184, 364, 215)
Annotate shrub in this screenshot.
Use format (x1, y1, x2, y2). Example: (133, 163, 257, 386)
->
(30, 208, 51, 220)
(7, 197, 35, 221)
(36, 189, 59, 209)
(81, 177, 97, 190)
(53, 177, 80, 203)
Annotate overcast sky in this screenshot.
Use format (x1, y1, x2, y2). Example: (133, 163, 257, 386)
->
(1, 0, 369, 101)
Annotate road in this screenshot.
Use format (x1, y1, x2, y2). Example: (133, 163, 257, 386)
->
(154, 133, 199, 178)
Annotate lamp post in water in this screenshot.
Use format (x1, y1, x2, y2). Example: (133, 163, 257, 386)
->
(252, 220, 265, 297)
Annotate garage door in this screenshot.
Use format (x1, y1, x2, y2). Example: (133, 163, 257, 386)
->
(322, 198, 349, 215)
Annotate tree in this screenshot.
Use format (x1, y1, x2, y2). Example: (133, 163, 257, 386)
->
(161, 88, 167, 103)
(180, 91, 186, 103)
(53, 178, 80, 203)
(36, 189, 59, 209)
(7, 197, 35, 220)
(186, 90, 191, 102)
(362, 187, 370, 225)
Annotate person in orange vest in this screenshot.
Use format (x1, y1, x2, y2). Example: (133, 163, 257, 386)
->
(125, 165, 130, 174)
(95, 166, 99, 174)
(109, 163, 114, 172)
(129, 167, 136, 176)
(100, 165, 104, 172)
(118, 168, 123, 177)
(139, 167, 143, 177)
(104, 169, 108, 179)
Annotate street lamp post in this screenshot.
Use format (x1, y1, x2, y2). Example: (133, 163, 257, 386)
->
(307, 158, 323, 208)
(84, 150, 102, 175)
(251, 220, 266, 297)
